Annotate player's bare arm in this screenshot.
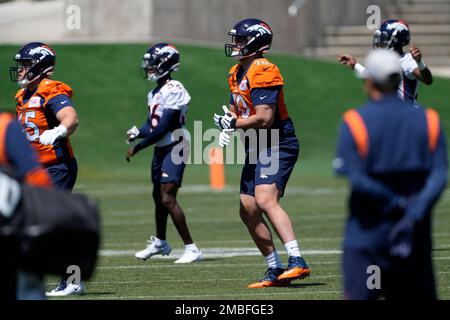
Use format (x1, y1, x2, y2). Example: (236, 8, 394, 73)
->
(410, 44, 433, 85)
(56, 106, 79, 136)
(236, 104, 276, 130)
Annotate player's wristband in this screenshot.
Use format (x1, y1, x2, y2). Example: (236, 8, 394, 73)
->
(56, 124, 68, 138)
(230, 118, 237, 129)
(418, 60, 427, 71)
(354, 63, 366, 78)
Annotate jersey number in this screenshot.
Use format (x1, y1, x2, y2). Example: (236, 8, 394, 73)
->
(18, 111, 39, 141)
(149, 104, 161, 129)
(233, 94, 250, 118)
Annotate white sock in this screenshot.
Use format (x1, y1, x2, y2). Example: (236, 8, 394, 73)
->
(264, 251, 284, 269)
(284, 240, 301, 257)
(154, 237, 166, 246)
(185, 243, 199, 252)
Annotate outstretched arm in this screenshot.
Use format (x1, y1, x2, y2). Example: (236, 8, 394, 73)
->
(126, 109, 180, 161)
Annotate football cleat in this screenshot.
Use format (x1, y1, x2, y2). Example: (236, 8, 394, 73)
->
(135, 236, 172, 260)
(277, 256, 310, 281)
(174, 249, 203, 264)
(46, 281, 85, 297)
(247, 268, 291, 289)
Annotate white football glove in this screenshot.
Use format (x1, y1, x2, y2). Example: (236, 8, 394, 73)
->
(126, 125, 140, 144)
(214, 105, 237, 130)
(218, 129, 234, 148)
(39, 125, 67, 146)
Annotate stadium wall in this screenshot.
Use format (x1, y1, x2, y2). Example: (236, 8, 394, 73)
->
(2, 0, 391, 51)
(151, 0, 391, 52)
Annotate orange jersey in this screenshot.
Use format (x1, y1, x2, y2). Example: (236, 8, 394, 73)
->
(0, 112, 52, 187)
(15, 79, 75, 166)
(228, 57, 289, 120)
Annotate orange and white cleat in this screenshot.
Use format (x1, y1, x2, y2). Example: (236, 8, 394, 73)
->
(248, 268, 291, 289)
(277, 256, 310, 281)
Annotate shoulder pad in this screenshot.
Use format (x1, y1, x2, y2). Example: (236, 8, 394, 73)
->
(248, 58, 284, 88)
(36, 79, 73, 101)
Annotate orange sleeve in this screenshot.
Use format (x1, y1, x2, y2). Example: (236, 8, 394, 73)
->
(250, 61, 284, 89)
(343, 109, 369, 159)
(425, 108, 440, 152)
(24, 167, 53, 188)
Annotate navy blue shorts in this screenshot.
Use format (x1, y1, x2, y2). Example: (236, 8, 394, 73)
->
(152, 143, 186, 187)
(240, 136, 299, 198)
(343, 247, 436, 300)
(46, 158, 78, 192)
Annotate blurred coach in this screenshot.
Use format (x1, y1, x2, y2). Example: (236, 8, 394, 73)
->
(334, 50, 448, 299)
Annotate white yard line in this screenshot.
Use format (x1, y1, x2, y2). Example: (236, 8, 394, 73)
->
(75, 184, 346, 196)
(101, 237, 344, 248)
(99, 248, 343, 258)
(97, 260, 340, 270)
(102, 215, 345, 226)
(48, 274, 343, 286)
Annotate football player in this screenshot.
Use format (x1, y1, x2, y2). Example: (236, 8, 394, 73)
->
(339, 19, 433, 103)
(126, 43, 202, 264)
(214, 18, 310, 288)
(0, 111, 53, 300)
(10, 42, 83, 297)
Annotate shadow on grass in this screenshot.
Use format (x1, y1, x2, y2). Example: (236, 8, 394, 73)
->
(81, 291, 116, 296)
(433, 247, 450, 252)
(286, 282, 327, 288)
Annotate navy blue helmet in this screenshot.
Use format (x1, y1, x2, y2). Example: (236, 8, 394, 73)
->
(141, 43, 180, 81)
(373, 19, 411, 50)
(10, 42, 56, 88)
(225, 18, 273, 59)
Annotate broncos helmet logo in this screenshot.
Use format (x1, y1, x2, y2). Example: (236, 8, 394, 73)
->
(28, 46, 55, 62)
(246, 23, 272, 36)
(386, 21, 409, 33)
(158, 45, 179, 59)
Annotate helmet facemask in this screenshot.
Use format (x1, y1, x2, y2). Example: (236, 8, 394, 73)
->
(10, 57, 54, 88)
(141, 52, 178, 82)
(225, 35, 251, 58)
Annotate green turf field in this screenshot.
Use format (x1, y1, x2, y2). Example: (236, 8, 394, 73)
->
(1, 44, 449, 299)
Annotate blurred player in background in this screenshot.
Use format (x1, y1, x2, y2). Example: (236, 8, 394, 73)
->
(0, 111, 52, 300)
(339, 19, 433, 103)
(10, 42, 82, 297)
(214, 18, 310, 288)
(334, 50, 447, 299)
(126, 43, 202, 264)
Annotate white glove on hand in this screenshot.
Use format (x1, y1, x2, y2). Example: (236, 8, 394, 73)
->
(214, 105, 236, 130)
(126, 125, 140, 144)
(219, 129, 234, 148)
(39, 125, 67, 146)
